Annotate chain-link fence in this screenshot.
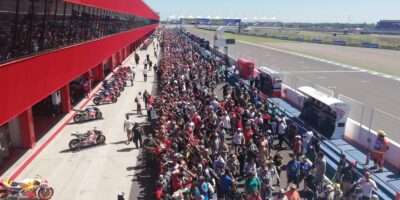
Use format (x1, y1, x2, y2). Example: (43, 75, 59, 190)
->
(338, 94, 365, 127)
(283, 73, 334, 96)
(369, 108, 400, 139)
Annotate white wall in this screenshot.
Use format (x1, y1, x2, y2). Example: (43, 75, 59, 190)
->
(345, 118, 400, 169)
(282, 86, 400, 170)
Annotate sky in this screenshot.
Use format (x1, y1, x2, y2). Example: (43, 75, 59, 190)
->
(143, 0, 400, 23)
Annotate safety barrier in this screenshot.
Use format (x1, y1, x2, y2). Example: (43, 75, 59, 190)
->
(332, 40, 347, 46)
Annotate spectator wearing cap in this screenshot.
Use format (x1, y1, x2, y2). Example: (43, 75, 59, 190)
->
(356, 172, 378, 199)
(294, 135, 302, 157)
(285, 183, 300, 200)
(341, 160, 357, 198)
(334, 183, 343, 199)
(318, 184, 335, 200)
(373, 130, 389, 173)
(275, 189, 288, 200)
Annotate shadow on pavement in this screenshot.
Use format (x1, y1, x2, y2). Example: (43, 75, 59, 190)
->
(117, 147, 135, 152)
(128, 150, 157, 200)
(59, 143, 107, 153)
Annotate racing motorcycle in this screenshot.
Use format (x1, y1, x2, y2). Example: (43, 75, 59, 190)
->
(73, 107, 102, 123)
(93, 93, 117, 105)
(99, 87, 120, 97)
(69, 128, 106, 151)
(0, 175, 54, 199)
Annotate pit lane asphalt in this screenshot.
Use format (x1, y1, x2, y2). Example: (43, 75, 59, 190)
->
(187, 27, 400, 144)
(1, 40, 160, 200)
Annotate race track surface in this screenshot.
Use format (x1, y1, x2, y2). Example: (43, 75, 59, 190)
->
(188, 27, 400, 143)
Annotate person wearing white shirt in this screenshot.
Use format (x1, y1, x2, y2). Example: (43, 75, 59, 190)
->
(357, 172, 378, 199)
(143, 68, 148, 82)
(277, 120, 287, 148)
(233, 128, 244, 153)
(123, 115, 134, 145)
(302, 128, 314, 155)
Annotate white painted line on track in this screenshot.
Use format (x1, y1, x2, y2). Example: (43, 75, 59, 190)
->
(236, 40, 400, 82)
(284, 70, 361, 74)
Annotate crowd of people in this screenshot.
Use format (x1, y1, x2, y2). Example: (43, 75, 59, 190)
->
(134, 28, 381, 200)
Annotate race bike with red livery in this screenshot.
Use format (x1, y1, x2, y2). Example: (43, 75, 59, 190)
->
(73, 107, 102, 123)
(69, 128, 106, 151)
(93, 92, 117, 105)
(0, 175, 54, 199)
(99, 87, 121, 97)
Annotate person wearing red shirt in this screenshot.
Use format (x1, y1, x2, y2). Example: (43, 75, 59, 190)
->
(244, 127, 254, 144)
(294, 135, 302, 156)
(286, 184, 300, 200)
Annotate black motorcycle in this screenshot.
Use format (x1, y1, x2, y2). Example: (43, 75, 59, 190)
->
(69, 128, 106, 151)
(73, 107, 102, 123)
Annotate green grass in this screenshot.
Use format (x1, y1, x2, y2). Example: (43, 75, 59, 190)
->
(191, 27, 400, 77)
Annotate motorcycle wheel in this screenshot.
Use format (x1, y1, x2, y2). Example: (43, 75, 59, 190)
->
(73, 114, 82, 122)
(112, 97, 117, 103)
(120, 85, 125, 91)
(38, 187, 54, 200)
(69, 139, 81, 151)
(96, 135, 106, 144)
(123, 81, 127, 87)
(96, 111, 102, 119)
(93, 97, 101, 105)
(116, 91, 121, 97)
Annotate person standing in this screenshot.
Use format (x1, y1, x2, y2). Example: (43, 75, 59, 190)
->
(302, 128, 314, 155)
(135, 92, 143, 115)
(314, 152, 326, 192)
(134, 52, 139, 65)
(131, 66, 136, 81)
(356, 172, 378, 200)
(373, 130, 389, 173)
(286, 154, 300, 187)
(143, 90, 149, 108)
(132, 122, 144, 149)
(143, 59, 149, 70)
(148, 59, 153, 71)
(123, 115, 134, 145)
(277, 120, 287, 149)
(143, 68, 148, 82)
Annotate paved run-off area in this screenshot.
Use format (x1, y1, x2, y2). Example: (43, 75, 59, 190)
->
(1, 40, 160, 200)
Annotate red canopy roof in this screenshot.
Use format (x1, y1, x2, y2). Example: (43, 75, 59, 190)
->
(65, 0, 159, 21)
